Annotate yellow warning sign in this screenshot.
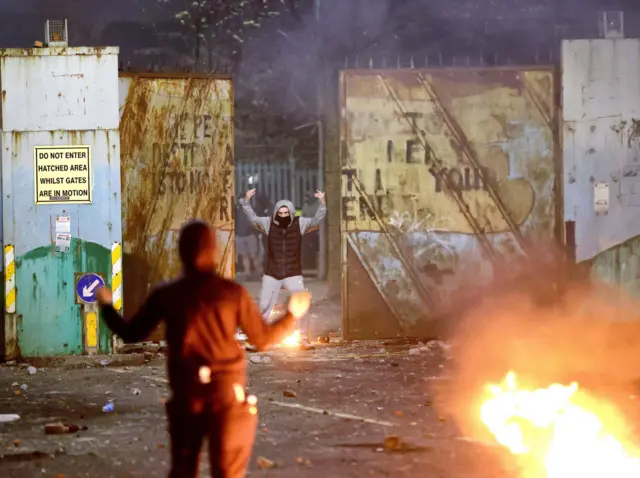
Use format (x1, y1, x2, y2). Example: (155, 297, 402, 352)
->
(34, 145, 92, 205)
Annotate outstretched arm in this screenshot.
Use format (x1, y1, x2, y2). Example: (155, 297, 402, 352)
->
(97, 287, 163, 344)
(299, 190, 327, 234)
(237, 288, 311, 351)
(239, 188, 271, 234)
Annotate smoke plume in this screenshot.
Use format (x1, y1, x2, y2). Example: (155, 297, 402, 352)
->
(436, 243, 640, 444)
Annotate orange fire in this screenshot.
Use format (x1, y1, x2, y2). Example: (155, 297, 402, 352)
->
(481, 371, 640, 477)
(280, 330, 301, 347)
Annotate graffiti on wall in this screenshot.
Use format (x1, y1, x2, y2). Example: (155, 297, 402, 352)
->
(340, 69, 557, 332)
(149, 109, 234, 226)
(342, 114, 544, 234)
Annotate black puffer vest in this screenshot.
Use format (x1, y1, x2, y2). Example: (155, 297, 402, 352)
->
(265, 216, 302, 280)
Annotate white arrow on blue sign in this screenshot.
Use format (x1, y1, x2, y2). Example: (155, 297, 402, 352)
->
(76, 273, 106, 304)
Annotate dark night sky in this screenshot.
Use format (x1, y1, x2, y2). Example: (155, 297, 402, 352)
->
(0, 0, 638, 52)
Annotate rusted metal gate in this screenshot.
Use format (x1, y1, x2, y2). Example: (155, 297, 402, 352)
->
(340, 67, 558, 339)
(119, 73, 234, 341)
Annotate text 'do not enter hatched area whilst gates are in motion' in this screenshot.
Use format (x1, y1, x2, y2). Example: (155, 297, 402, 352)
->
(34, 145, 92, 205)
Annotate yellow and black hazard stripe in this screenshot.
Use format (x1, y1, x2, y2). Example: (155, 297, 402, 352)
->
(4, 245, 15, 313)
(111, 242, 122, 311)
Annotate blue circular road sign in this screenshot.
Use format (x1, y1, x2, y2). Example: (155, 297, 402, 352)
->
(76, 273, 106, 304)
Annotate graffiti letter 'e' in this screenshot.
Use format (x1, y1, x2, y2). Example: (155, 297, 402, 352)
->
(406, 139, 421, 164)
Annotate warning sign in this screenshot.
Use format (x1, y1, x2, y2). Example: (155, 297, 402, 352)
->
(34, 145, 92, 205)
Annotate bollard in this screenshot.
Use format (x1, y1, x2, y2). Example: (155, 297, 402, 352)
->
(82, 302, 99, 355)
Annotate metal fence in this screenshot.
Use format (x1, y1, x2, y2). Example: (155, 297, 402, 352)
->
(235, 160, 319, 208)
(235, 160, 323, 279)
(343, 49, 559, 70)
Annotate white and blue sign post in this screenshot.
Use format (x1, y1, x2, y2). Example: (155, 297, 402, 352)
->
(76, 273, 105, 304)
(76, 273, 105, 356)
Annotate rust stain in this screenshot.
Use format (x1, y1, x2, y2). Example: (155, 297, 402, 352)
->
(628, 119, 640, 148)
(11, 132, 21, 164)
(120, 71, 232, 81)
(120, 78, 152, 167)
(105, 130, 111, 165)
(120, 75, 234, 340)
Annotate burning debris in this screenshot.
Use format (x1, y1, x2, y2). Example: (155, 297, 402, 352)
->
(281, 330, 301, 347)
(435, 250, 640, 478)
(481, 372, 640, 477)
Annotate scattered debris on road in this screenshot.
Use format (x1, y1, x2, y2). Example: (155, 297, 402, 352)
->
(249, 355, 271, 364)
(338, 436, 432, 453)
(0, 414, 20, 423)
(0, 339, 465, 476)
(256, 456, 276, 469)
(44, 423, 87, 435)
(383, 435, 402, 451)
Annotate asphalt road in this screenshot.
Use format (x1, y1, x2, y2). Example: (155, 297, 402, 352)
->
(0, 342, 510, 478)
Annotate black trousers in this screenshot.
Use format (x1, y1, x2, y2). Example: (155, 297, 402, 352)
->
(166, 393, 257, 478)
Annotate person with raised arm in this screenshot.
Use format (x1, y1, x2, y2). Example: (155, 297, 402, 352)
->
(95, 220, 311, 478)
(238, 188, 326, 349)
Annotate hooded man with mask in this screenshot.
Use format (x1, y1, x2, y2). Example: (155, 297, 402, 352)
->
(94, 220, 311, 478)
(239, 188, 326, 348)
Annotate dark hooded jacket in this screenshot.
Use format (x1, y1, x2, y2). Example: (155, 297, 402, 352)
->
(238, 198, 327, 280)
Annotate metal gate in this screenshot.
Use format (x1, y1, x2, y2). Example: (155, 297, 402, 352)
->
(119, 73, 234, 341)
(562, 39, 640, 296)
(0, 47, 121, 358)
(340, 67, 558, 339)
(235, 161, 319, 209)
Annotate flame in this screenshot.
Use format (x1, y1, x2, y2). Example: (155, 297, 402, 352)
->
(281, 330, 301, 347)
(481, 371, 640, 478)
(268, 306, 301, 347)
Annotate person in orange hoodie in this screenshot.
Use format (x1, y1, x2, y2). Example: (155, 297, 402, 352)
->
(95, 220, 311, 478)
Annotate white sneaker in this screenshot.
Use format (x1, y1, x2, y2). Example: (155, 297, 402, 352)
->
(236, 332, 248, 341)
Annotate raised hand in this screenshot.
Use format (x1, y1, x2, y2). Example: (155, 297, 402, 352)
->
(314, 190, 325, 203)
(96, 287, 113, 305)
(245, 188, 256, 201)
